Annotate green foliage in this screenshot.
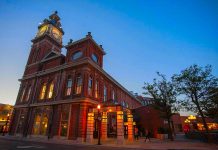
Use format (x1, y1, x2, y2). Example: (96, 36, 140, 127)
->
(143, 72, 179, 140)
(173, 64, 218, 134)
(204, 88, 218, 119)
(143, 72, 179, 118)
(172, 64, 218, 115)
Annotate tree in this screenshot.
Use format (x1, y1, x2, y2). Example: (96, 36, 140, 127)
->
(204, 88, 218, 121)
(143, 72, 179, 140)
(173, 64, 218, 134)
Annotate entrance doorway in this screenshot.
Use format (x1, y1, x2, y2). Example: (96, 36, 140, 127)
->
(107, 112, 117, 138)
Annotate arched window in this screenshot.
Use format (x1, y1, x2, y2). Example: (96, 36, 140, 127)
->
(103, 85, 107, 102)
(88, 76, 93, 96)
(72, 51, 82, 60)
(95, 80, 99, 98)
(66, 77, 72, 96)
(39, 83, 47, 100)
(47, 82, 54, 99)
(91, 54, 98, 63)
(75, 75, 82, 94)
(26, 86, 32, 102)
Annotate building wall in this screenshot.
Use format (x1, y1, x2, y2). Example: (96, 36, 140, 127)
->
(10, 30, 141, 141)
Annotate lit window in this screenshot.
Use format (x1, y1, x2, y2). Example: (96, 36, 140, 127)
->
(88, 76, 93, 96)
(47, 82, 54, 99)
(91, 54, 98, 63)
(26, 86, 32, 101)
(33, 114, 41, 135)
(20, 87, 26, 102)
(33, 113, 48, 135)
(103, 85, 107, 102)
(66, 78, 72, 96)
(39, 83, 47, 100)
(72, 51, 82, 60)
(41, 114, 48, 135)
(75, 75, 82, 94)
(95, 80, 99, 98)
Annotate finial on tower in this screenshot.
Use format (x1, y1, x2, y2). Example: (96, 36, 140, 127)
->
(68, 39, 73, 44)
(86, 32, 92, 38)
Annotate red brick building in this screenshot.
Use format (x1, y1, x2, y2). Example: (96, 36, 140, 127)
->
(9, 12, 142, 143)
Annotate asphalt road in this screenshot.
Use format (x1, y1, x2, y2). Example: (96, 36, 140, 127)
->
(0, 138, 143, 150)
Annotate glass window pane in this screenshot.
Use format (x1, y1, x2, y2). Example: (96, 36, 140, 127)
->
(47, 82, 54, 99)
(91, 54, 98, 63)
(72, 51, 82, 60)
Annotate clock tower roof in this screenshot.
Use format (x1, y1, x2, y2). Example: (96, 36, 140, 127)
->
(38, 11, 64, 34)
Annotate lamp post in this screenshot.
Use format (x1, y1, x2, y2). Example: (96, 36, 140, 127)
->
(97, 104, 102, 145)
(2, 113, 10, 136)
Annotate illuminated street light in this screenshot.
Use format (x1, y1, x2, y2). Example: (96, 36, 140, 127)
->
(97, 104, 101, 145)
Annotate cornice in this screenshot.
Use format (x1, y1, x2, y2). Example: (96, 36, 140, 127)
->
(14, 97, 98, 108)
(20, 58, 141, 104)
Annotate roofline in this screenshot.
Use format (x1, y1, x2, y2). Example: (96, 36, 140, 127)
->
(65, 37, 106, 55)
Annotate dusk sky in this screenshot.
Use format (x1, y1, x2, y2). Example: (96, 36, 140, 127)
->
(0, 0, 217, 106)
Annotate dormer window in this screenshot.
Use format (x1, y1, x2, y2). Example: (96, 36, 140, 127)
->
(72, 51, 82, 60)
(91, 54, 98, 63)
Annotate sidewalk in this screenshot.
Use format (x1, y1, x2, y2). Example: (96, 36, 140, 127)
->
(1, 134, 217, 150)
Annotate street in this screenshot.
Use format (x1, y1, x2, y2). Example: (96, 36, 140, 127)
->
(0, 138, 143, 150)
(0, 135, 218, 150)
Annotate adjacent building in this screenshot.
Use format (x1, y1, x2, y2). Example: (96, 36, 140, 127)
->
(9, 12, 142, 143)
(0, 104, 13, 133)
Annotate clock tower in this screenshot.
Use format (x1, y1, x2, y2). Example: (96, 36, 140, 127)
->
(24, 11, 64, 75)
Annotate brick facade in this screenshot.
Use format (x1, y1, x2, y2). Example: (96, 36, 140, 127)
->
(10, 12, 142, 142)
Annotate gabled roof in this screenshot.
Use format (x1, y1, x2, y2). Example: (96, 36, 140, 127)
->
(41, 50, 62, 63)
(65, 36, 106, 55)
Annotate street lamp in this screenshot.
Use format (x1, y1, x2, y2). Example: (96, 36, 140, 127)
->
(2, 113, 10, 136)
(97, 104, 102, 145)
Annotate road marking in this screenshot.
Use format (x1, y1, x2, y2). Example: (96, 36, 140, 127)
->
(17, 145, 45, 149)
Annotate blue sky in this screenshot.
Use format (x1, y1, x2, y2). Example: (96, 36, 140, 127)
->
(0, 0, 217, 106)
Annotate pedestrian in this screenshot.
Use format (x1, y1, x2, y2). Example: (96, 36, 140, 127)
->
(134, 127, 139, 140)
(145, 129, 151, 142)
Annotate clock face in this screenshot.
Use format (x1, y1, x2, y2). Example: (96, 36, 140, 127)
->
(38, 25, 48, 36)
(52, 27, 62, 41)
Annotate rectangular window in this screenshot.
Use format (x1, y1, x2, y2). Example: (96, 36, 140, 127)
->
(95, 80, 99, 98)
(47, 82, 54, 99)
(88, 77, 93, 96)
(112, 90, 115, 100)
(39, 84, 47, 100)
(75, 76, 82, 94)
(26, 86, 31, 102)
(20, 87, 26, 102)
(60, 104, 70, 137)
(66, 79, 72, 96)
(33, 113, 48, 135)
(103, 85, 107, 102)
